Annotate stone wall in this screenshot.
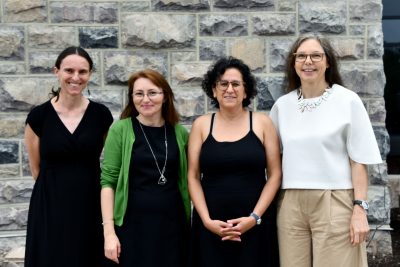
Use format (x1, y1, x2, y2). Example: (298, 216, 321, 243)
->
(0, 0, 391, 265)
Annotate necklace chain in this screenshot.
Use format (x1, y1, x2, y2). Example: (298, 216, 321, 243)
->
(138, 121, 168, 185)
(297, 86, 332, 113)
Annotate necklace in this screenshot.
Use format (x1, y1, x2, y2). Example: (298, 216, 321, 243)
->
(138, 121, 168, 185)
(297, 86, 332, 113)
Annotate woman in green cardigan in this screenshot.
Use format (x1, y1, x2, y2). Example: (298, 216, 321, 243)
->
(100, 69, 190, 267)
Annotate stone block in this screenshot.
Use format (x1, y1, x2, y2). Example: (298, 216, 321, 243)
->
(88, 89, 123, 114)
(367, 230, 392, 257)
(0, 27, 24, 61)
(368, 97, 386, 123)
(21, 144, 30, 178)
(373, 126, 390, 161)
(252, 14, 295, 36)
(340, 63, 385, 97)
(174, 88, 205, 124)
(0, 115, 25, 139)
(349, 0, 382, 22)
(256, 76, 286, 111)
(0, 78, 54, 112)
(0, 141, 19, 164)
(368, 25, 384, 59)
(213, 0, 274, 10)
(199, 39, 226, 60)
(0, 63, 25, 75)
(171, 62, 210, 87)
(79, 27, 118, 49)
(0, 165, 20, 179)
(50, 2, 118, 23)
(0, 180, 33, 204)
(0, 205, 28, 231)
(368, 185, 391, 224)
(152, 0, 210, 10)
(4, 0, 47, 23)
(349, 25, 365, 36)
(369, 162, 388, 185)
(388, 175, 400, 208)
(28, 25, 77, 49)
(29, 52, 59, 74)
(278, 0, 296, 11)
(199, 14, 248, 36)
(121, 14, 196, 49)
(120, 1, 151, 12)
(0, 235, 25, 266)
(229, 38, 265, 72)
(299, 1, 346, 34)
(171, 52, 197, 62)
(330, 38, 364, 60)
(269, 38, 295, 72)
(104, 51, 168, 85)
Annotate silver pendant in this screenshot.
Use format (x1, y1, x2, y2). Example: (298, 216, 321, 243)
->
(158, 175, 167, 185)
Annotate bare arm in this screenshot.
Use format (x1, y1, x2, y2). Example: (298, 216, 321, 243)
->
(226, 114, 282, 237)
(187, 117, 239, 240)
(24, 124, 40, 180)
(349, 160, 369, 246)
(101, 187, 121, 263)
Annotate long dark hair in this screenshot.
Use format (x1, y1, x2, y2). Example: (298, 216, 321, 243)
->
(51, 46, 93, 101)
(286, 33, 344, 92)
(202, 56, 257, 108)
(120, 69, 180, 126)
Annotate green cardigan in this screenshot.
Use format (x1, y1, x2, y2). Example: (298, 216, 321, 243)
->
(100, 117, 190, 226)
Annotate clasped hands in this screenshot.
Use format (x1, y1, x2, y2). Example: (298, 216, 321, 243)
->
(204, 216, 257, 242)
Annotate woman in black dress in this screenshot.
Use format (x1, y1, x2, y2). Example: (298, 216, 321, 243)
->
(24, 46, 113, 267)
(188, 57, 281, 267)
(100, 69, 191, 266)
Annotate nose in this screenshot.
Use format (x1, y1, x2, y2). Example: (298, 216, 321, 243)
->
(304, 55, 313, 64)
(225, 82, 235, 92)
(72, 72, 80, 80)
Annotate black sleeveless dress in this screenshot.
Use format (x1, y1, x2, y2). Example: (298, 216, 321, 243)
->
(190, 112, 279, 267)
(109, 117, 188, 267)
(24, 100, 113, 267)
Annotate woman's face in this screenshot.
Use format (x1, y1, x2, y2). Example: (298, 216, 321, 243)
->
(132, 77, 165, 120)
(213, 68, 247, 108)
(54, 54, 91, 96)
(294, 39, 329, 86)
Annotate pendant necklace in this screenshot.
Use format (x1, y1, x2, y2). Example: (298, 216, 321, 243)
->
(138, 120, 168, 185)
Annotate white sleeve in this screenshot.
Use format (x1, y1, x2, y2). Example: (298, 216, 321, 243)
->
(346, 96, 382, 164)
(269, 103, 283, 152)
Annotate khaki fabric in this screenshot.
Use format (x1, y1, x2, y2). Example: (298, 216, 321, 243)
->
(277, 189, 368, 267)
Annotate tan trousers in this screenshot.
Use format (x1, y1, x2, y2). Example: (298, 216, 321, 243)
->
(277, 189, 368, 267)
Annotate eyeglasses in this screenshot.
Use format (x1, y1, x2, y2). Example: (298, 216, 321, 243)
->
(133, 91, 164, 99)
(293, 52, 325, 62)
(216, 80, 244, 91)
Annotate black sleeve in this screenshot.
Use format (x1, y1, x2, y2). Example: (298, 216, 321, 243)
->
(25, 102, 48, 137)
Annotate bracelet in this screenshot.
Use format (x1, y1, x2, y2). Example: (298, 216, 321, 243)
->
(102, 219, 114, 225)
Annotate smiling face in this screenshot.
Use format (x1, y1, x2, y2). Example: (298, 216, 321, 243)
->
(54, 54, 91, 97)
(294, 39, 329, 86)
(133, 77, 165, 121)
(213, 68, 247, 109)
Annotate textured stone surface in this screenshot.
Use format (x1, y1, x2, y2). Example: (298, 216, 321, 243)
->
(269, 38, 295, 72)
(0, 27, 24, 61)
(0, 64, 25, 75)
(152, 0, 210, 10)
(79, 27, 118, 49)
(330, 38, 364, 60)
(368, 25, 384, 59)
(368, 185, 391, 224)
(50, 2, 118, 23)
(0, 165, 20, 179)
(0, 180, 32, 204)
(175, 88, 205, 123)
(388, 175, 400, 208)
(368, 97, 386, 123)
(0, 235, 25, 266)
(29, 52, 59, 74)
(373, 126, 390, 161)
(28, 25, 77, 49)
(350, 0, 382, 22)
(199, 39, 226, 60)
(171, 62, 210, 86)
(349, 25, 366, 36)
(369, 163, 388, 185)
(199, 15, 248, 36)
(0, 205, 28, 230)
(4, 0, 47, 23)
(120, 1, 151, 12)
(278, 0, 296, 11)
(367, 230, 392, 256)
(213, 0, 274, 9)
(0, 142, 19, 165)
(230, 38, 265, 72)
(171, 52, 197, 62)
(121, 14, 196, 48)
(252, 14, 295, 35)
(0, 116, 25, 139)
(257, 76, 286, 110)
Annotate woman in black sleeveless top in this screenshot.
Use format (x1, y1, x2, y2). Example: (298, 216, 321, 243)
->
(188, 57, 281, 267)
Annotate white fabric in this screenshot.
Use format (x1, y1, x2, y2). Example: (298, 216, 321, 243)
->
(269, 84, 382, 189)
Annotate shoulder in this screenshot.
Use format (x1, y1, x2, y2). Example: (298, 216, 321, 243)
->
(89, 100, 112, 114)
(272, 90, 297, 107)
(174, 123, 189, 136)
(110, 117, 131, 131)
(332, 84, 363, 106)
(28, 100, 51, 115)
(252, 111, 274, 130)
(192, 113, 213, 130)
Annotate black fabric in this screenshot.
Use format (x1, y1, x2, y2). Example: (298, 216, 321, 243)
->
(24, 100, 113, 267)
(107, 117, 188, 267)
(190, 112, 279, 267)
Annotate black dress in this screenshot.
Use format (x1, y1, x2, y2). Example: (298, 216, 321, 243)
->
(190, 112, 279, 267)
(24, 100, 113, 267)
(109, 117, 188, 267)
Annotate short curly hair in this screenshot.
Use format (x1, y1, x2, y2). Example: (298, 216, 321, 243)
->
(202, 57, 257, 108)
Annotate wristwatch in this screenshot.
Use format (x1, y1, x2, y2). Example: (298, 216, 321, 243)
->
(353, 200, 369, 211)
(250, 212, 262, 225)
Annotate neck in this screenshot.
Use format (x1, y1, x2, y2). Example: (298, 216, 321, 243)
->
(300, 81, 329, 99)
(218, 107, 247, 121)
(137, 114, 164, 127)
(53, 91, 86, 109)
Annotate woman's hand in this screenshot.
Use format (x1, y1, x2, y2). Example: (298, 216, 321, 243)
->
(104, 233, 121, 264)
(204, 219, 242, 242)
(350, 205, 369, 246)
(221, 216, 256, 241)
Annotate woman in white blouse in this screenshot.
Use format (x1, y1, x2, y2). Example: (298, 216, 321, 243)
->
(270, 34, 382, 267)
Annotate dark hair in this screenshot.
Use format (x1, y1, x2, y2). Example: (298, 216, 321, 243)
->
(202, 56, 257, 108)
(51, 46, 94, 100)
(286, 33, 344, 92)
(120, 69, 180, 126)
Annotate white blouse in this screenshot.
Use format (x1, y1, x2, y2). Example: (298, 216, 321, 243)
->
(269, 84, 382, 189)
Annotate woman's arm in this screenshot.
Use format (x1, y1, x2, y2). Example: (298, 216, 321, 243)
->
(188, 116, 240, 241)
(350, 160, 369, 246)
(226, 114, 282, 236)
(101, 187, 121, 264)
(24, 124, 40, 180)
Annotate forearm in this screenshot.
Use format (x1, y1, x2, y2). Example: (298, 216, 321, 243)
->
(101, 187, 116, 236)
(188, 174, 211, 224)
(351, 160, 368, 200)
(252, 174, 281, 217)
